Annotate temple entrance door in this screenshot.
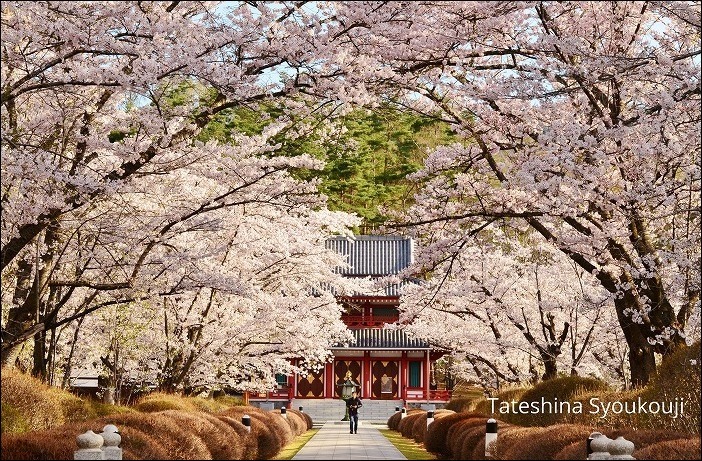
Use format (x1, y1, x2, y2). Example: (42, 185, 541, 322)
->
(297, 368, 324, 398)
(371, 360, 399, 399)
(334, 360, 362, 398)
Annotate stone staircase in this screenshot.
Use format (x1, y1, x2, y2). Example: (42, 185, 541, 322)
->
(291, 398, 404, 424)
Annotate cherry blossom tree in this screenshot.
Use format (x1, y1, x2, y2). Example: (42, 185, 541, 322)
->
(397, 229, 622, 390)
(1, 1, 370, 389)
(332, 1, 701, 386)
(3, 112, 365, 387)
(3, 1, 699, 392)
(56, 198, 363, 394)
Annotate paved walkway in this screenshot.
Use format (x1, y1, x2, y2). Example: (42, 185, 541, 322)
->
(292, 421, 407, 460)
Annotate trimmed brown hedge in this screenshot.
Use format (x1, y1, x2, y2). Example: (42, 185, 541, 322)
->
(472, 424, 540, 460)
(411, 409, 455, 444)
(260, 413, 285, 455)
(556, 431, 701, 460)
(640, 340, 701, 434)
(444, 397, 475, 413)
(288, 411, 309, 436)
(411, 412, 429, 443)
(220, 405, 271, 421)
(114, 424, 172, 460)
(265, 410, 295, 446)
(634, 437, 701, 460)
(387, 408, 423, 431)
(86, 421, 170, 460)
(160, 410, 243, 460)
(288, 408, 313, 430)
(425, 412, 482, 455)
(608, 428, 689, 450)
(461, 424, 512, 460)
(399, 412, 424, 438)
(0, 430, 76, 460)
(386, 369, 699, 460)
(489, 426, 548, 460)
(387, 411, 402, 430)
(135, 393, 233, 414)
(1, 368, 68, 433)
(92, 413, 212, 460)
(220, 407, 283, 459)
(0, 420, 170, 461)
(0, 407, 257, 461)
(501, 423, 593, 460)
(269, 409, 306, 437)
(553, 439, 587, 460)
(251, 414, 285, 459)
(446, 417, 493, 459)
(435, 409, 456, 416)
(134, 393, 198, 413)
(184, 397, 232, 413)
(215, 415, 258, 460)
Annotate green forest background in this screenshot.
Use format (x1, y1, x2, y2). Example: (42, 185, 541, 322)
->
(149, 82, 457, 231)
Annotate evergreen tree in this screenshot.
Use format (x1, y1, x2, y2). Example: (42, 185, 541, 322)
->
(198, 101, 456, 230)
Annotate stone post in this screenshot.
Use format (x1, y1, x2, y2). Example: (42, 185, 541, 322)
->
(484, 418, 498, 458)
(299, 406, 303, 413)
(400, 407, 407, 419)
(588, 433, 613, 460)
(74, 430, 104, 460)
(608, 436, 636, 460)
(100, 425, 122, 461)
(587, 432, 603, 457)
(395, 406, 400, 413)
(281, 406, 287, 419)
(242, 414, 251, 433)
(426, 410, 434, 428)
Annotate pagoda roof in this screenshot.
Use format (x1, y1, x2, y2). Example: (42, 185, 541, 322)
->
(326, 235, 413, 276)
(333, 328, 430, 350)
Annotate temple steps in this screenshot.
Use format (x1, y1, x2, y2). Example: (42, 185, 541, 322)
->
(290, 398, 405, 424)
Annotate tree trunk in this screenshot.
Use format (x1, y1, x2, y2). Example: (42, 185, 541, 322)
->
(32, 330, 47, 381)
(1, 259, 35, 366)
(61, 317, 85, 388)
(541, 352, 558, 381)
(614, 294, 656, 387)
(3, 224, 60, 371)
(628, 335, 657, 388)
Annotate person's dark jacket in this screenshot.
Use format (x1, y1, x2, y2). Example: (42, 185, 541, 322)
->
(345, 397, 363, 416)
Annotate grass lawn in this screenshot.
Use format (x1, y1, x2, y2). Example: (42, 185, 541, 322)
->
(273, 428, 320, 460)
(378, 428, 437, 460)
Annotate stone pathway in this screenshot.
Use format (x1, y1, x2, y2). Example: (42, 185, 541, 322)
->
(291, 421, 407, 460)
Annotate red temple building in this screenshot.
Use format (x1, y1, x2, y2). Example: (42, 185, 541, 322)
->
(249, 235, 452, 421)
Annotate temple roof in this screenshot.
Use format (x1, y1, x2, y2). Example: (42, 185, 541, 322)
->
(333, 328, 430, 350)
(340, 278, 416, 298)
(326, 235, 413, 276)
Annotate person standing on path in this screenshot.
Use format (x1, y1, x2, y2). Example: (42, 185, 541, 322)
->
(345, 391, 363, 434)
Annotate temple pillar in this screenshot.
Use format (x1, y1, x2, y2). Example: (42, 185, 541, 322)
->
(363, 351, 371, 398)
(425, 351, 430, 401)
